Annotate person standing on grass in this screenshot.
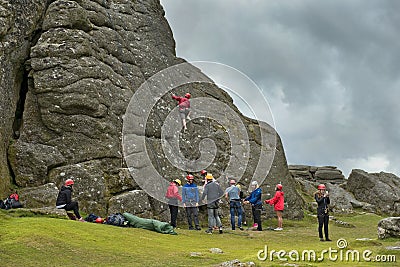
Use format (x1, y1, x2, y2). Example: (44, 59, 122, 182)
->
(315, 184, 331, 241)
(265, 183, 284, 231)
(244, 181, 263, 231)
(56, 179, 85, 222)
(182, 174, 201, 230)
(201, 173, 224, 234)
(165, 179, 182, 228)
(225, 179, 243, 230)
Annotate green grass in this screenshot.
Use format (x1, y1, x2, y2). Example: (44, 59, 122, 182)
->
(0, 210, 399, 266)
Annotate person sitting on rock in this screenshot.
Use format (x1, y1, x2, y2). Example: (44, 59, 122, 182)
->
(56, 179, 85, 222)
(172, 92, 191, 131)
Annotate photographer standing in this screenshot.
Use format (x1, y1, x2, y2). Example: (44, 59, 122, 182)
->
(315, 184, 331, 241)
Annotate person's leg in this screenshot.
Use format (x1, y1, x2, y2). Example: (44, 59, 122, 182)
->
(237, 203, 243, 228)
(207, 208, 215, 231)
(169, 205, 178, 227)
(186, 207, 193, 229)
(193, 207, 200, 229)
(214, 208, 223, 233)
(254, 205, 262, 231)
(324, 215, 330, 240)
(64, 201, 82, 220)
(179, 111, 187, 130)
(229, 203, 236, 230)
(276, 211, 283, 228)
(241, 205, 247, 226)
(318, 215, 324, 240)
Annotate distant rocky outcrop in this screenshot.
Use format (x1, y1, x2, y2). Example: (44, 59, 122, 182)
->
(295, 167, 400, 216)
(289, 165, 345, 184)
(0, 0, 303, 220)
(346, 169, 400, 216)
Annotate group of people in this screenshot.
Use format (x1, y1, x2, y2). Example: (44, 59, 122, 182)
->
(165, 169, 287, 234)
(53, 93, 331, 240)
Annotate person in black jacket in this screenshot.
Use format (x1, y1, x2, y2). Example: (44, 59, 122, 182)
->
(56, 179, 85, 221)
(315, 184, 331, 241)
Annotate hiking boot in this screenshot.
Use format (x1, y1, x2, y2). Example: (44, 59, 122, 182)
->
(326, 239, 332, 242)
(189, 227, 194, 230)
(205, 229, 213, 234)
(239, 227, 244, 231)
(219, 227, 223, 234)
(252, 223, 258, 228)
(195, 227, 201, 231)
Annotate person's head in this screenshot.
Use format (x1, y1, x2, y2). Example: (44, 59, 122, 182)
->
(185, 93, 191, 99)
(173, 179, 182, 186)
(186, 174, 194, 183)
(251, 181, 258, 189)
(229, 179, 236, 185)
(317, 184, 326, 192)
(200, 170, 207, 177)
(276, 184, 283, 191)
(205, 173, 214, 182)
(65, 179, 74, 187)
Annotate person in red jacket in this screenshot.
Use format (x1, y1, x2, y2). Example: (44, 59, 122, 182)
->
(172, 93, 191, 131)
(265, 184, 284, 231)
(165, 179, 182, 228)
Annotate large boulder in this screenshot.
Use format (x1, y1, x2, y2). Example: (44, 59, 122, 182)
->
(377, 217, 400, 239)
(347, 169, 400, 215)
(1, 0, 303, 220)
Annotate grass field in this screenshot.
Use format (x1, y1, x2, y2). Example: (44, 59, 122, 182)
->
(0, 209, 399, 266)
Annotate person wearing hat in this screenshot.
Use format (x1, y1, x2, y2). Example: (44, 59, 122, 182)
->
(201, 173, 224, 234)
(315, 184, 331, 241)
(244, 181, 263, 231)
(56, 179, 85, 222)
(225, 179, 243, 230)
(172, 92, 191, 131)
(265, 184, 285, 231)
(182, 174, 201, 230)
(165, 179, 182, 228)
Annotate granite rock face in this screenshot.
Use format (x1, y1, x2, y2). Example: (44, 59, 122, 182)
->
(346, 169, 400, 216)
(1, 0, 303, 219)
(377, 217, 400, 239)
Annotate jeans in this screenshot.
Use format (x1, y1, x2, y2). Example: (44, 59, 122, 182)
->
(229, 201, 242, 229)
(207, 208, 222, 230)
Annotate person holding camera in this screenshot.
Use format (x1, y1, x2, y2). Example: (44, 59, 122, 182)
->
(315, 184, 331, 241)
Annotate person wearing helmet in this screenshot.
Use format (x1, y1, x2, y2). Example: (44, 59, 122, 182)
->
(182, 174, 201, 230)
(165, 179, 182, 228)
(225, 179, 243, 230)
(315, 184, 331, 241)
(244, 181, 263, 231)
(172, 92, 191, 131)
(56, 179, 85, 222)
(201, 173, 224, 234)
(265, 184, 285, 230)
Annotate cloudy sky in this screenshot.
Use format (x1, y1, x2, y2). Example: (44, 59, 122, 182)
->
(160, 0, 400, 178)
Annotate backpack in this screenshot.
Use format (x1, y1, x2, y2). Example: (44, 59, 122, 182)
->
(2, 193, 23, 210)
(85, 213, 99, 223)
(105, 213, 126, 227)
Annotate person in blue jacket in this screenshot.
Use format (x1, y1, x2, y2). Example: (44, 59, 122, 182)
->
(182, 174, 201, 230)
(244, 181, 263, 231)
